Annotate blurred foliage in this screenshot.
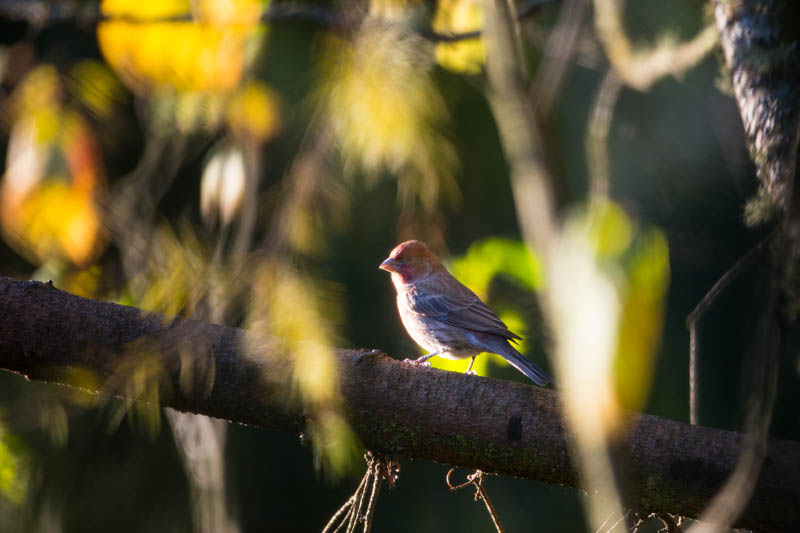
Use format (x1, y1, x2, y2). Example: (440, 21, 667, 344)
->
(318, 23, 459, 211)
(248, 261, 360, 475)
(613, 224, 670, 415)
(544, 200, 669, 529)
(98, 0, 265, 92)
(1, 64, 108, 270)
(226, 81, 282, 142)
(550, 200, 669, 440)
(0, 433, 30, 505)
(451, 237, 543, 295)
(101, 345, 168, 440)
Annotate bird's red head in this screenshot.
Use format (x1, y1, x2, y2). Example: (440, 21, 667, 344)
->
(379, 240, 443, 283)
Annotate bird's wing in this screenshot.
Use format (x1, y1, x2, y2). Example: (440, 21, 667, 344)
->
(407, 274, 521, 341)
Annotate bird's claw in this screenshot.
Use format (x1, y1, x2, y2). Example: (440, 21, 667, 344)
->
(402, 358, 431, 368)
(465, 369, 477, 376)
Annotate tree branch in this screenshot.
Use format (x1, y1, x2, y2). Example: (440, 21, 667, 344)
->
(0, 276, 798, 531)
(0, 0, 555, 44)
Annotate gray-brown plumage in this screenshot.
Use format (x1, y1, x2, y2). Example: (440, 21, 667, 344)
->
(380, 240, 551, 386)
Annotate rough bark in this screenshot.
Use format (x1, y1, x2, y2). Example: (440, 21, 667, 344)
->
(713, 0, 800, 216)
(0, 276, 799, 530)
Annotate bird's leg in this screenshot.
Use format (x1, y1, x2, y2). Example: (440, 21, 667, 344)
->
(465, 356, 477, 375)
(415, 351, 441, 363)
(402, 351, 443, 367)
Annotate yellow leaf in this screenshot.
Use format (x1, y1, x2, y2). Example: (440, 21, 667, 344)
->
(613, 229, 670, 412)
(16, 181, 104, 265)
(98, 20, 255, 92)
(68, 60, 126, 119)
(433, 0, 485, 74)
(2, 93, 107, 267)
(101, 0, 189, 19)
(226, 81, 281, 141)
(587, 199, 633, 259)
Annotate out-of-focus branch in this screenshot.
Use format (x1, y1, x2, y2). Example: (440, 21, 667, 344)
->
(482, 0, 557, 257)
(594, 0, 718, 91)
(529, 0, 588, 118)
(1, 280, 799, 531)
(690, 254, 780, 533)
(585, 69, 622, 198)
(482, 1, 628, 529)
(0, 0, 555, 43)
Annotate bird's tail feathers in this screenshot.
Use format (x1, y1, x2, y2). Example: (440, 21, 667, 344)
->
(499, 343, 551, 387)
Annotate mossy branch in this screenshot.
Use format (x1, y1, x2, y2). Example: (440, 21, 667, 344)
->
(0, 276, 799, 530)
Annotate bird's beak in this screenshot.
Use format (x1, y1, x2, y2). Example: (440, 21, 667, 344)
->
(379, 257, 400, 273)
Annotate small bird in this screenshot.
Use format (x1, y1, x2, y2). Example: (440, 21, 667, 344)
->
(379, 240, 551, 386)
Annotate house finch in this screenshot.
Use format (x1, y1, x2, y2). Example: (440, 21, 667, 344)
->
(379, 240, 551, 386)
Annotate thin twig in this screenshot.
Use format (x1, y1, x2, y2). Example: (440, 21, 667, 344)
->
(656, 513, 682, 533)
(689, 245, 781, 532)
(348, 466, 370, 533)
(593, 0, 718, 91)
(530, 0, 589, 118)
(685, 226, 777, 424)
(688, 324, 698, 426)
(598, 509, 629, 533)
(447, 469, 505, 533)
(362, 460, 382, 533)
(322, 452, 398, 533)
(630, 511, 647, 533)
(322, 470, 369, 533)
(595, 510, 616, 533)
(483, 0, 559, 257)
(474, 478, 504, 533)
(322, 492, 356, 533)
(586, 69, 622, 199)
